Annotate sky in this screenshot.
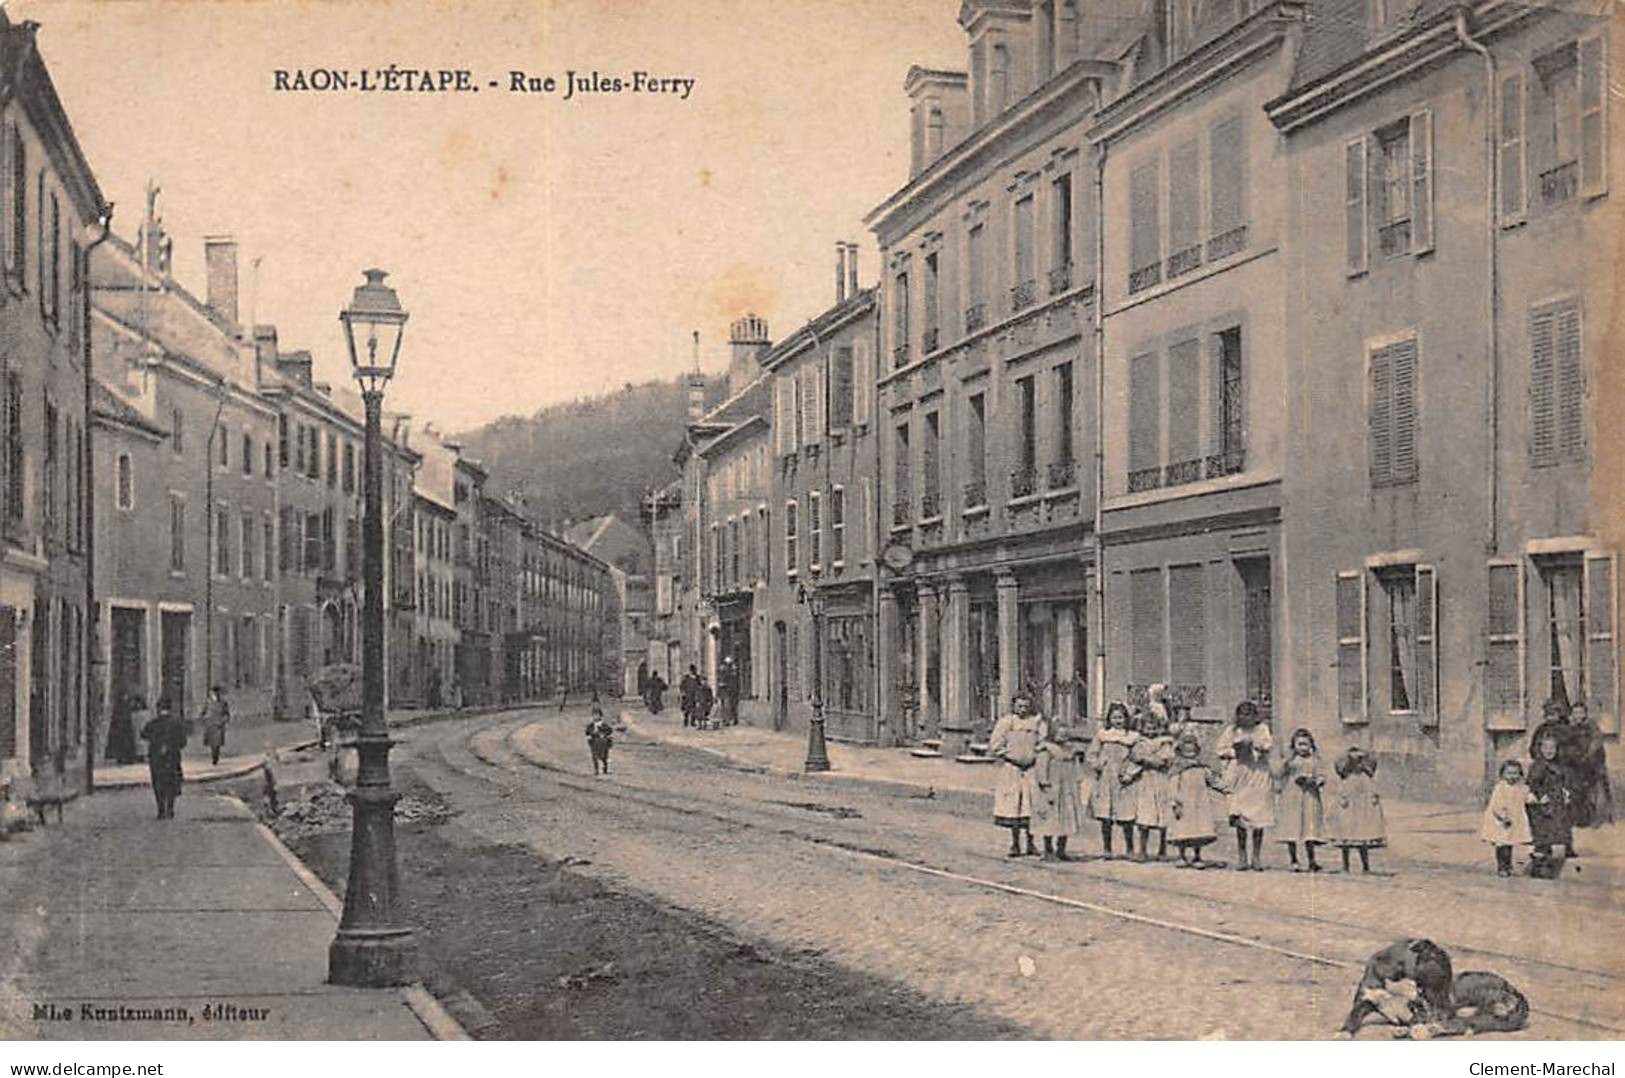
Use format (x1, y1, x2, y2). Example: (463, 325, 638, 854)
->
(11, 0, 966, 435)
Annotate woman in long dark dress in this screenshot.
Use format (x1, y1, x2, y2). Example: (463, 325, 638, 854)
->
(105, 692, 140, 765)
(140, 699, 188, 820)
(1567, 702, 1615, 830)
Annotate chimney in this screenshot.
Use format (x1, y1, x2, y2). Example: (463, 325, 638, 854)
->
(836, 243, 847, 305)
(685, 331, 706, 421)
(204, 236, 239, 328)
(727, 314, 770, 394)
(252, 324, 278, 386)
(846, 242, 859, 297)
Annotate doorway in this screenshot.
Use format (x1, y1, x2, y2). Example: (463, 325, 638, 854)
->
(774, 621, 788, 732)
(1236, 558, 1274, 724)
(160, 611, 191, 719)
(110, 607, 144, 715)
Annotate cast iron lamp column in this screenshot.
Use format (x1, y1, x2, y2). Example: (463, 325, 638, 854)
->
(329, 269, 413, 987)
(801, 583, 830, 772)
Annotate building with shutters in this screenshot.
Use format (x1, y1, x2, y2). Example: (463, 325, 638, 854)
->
(1269, 0, 1620, 798)
(0, 11, 106, 790)
(645, 479, 685, 687)
(866, 1, 1122, 758)
(410, 429, 461, 707)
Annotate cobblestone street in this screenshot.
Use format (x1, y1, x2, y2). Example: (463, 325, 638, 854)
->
(399, 706, 1625, 1040)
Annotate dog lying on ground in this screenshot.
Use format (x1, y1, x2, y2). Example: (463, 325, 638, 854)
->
(1338, 938, 1529, 1038)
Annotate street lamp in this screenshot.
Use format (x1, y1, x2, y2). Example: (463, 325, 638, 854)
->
(797, 582, 831, 773)
(329, 269, 412, 987)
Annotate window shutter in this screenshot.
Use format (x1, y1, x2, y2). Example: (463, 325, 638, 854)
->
(1410, 108, 1434, 254)
(1209, 114, 1245, 240)
(1345, 137, 1368, 275)
(1556, 303, 1583, 463)
(1129, 567, 1166, 684)
(852, 339, 873, 430)
(774, 375, 791, 456)
(1580, 32, 1608, 199)
(1585, 552, 1618, 734)
(1167, 339, 1201, 468)
(1499, 73, 1526, 224)
(1415, 564, 1438, 728)
(1130, 158, 1161, 276)
(1169, 563, 1205, 686)
(1485, 559, 1526, 730)
(1368, 345, 1393, 484)
(1128, 351, 1160, 478)
(807, 358, 827, 445)
(1530, 305, 1557, 466)
(1390, 339, 1417, 482)
(1169, 138, 1202, 259)
(1336, 571, 1367, 724)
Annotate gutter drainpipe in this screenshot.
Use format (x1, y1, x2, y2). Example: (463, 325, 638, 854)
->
(1092, 137, 1109, 721)
(83, 204, 113, 794)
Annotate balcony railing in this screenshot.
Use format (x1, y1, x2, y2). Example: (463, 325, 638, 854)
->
(1048, 262, 1073, 295)
(1010, 279, 1037, 312)
(1164, 458, 1203, 486)
(1128, 262, 1162, 295)
(1207, 224, 1248, 261)
(1167, 245, 1202, 279)
(922, 325, 939, 354)
(893, 342, 911, 368)
(1127, 467, 1163, 494)
(1047, 458, 1076, 491)
(963, 478, 987, 509)
(920, 490, 941, 519)
(1378, 219, 1411, 258)
(1010, 465, 1037, 500)
(1205, 447, 1246, 478)
(892, 497, 913, 528)
(1541, 160, 1578, 206)
(964, 303, 987, 332)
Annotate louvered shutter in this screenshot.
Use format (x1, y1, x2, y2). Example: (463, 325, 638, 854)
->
(774, 375, 792, 456)
(1415, 565, 1438, 728)
(806, 358, 827, 446)
(1169, 563, 1205, 686)
(1390, 340, 1418, 483)
(1485, 560, 1526, 730)
(1556, 303, 1583, 463)
(1530, 306, 1557, 466)
(1369, 345, 1394, 484)
(1128, 352, 1160, 479)
(1345, 138, 1368, 275)
(1167, 339, 1201, 471)
(1209, 114, 1245, 242)
(1580, 32, 1608, 199)
(1337, 571, 1367, 724)
(1585, 552, 1618, 734)
(1130, 568, 1165, 684)
(1499, 73, 1526, 224)
(852, 339, 873, 430)
(1169, 139, 1201, 261)
(1130, 158, 1160, 278)
(1410, 108, 1434, 254)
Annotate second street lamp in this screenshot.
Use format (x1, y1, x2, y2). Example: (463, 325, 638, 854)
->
(328, 269, 413, 988)
(798, 582, 831, 773)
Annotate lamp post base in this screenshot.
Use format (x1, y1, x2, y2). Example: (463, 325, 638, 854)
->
(329, 926, 414, 988)
(804, 712, 831, 773)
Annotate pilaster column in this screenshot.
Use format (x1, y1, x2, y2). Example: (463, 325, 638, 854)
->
(996, 572, 1020, 719)
(876, 586, 899, 746)
(917, 582, 940, 741)
(939, 575, 970, 758)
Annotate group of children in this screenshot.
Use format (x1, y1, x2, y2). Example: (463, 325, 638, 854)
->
(989, 691, 1387, 873)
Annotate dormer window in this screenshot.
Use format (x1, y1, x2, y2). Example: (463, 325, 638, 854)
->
(990, 44, 1010, 113)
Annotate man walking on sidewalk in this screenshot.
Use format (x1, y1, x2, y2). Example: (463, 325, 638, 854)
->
(201, 686, 231, 766)
(140, 699, 188, 820)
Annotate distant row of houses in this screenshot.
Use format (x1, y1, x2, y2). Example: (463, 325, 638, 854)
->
(645, 0, 1620, 800)
(0, 10, 617, 793)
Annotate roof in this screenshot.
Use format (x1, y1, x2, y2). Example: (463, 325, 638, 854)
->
(91, 380, 166, 439)
(0, 12, 107, 221)
(1284, 0, 1458, 95)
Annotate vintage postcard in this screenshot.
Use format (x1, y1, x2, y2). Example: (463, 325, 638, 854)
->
(0, 0, 1620, 1052)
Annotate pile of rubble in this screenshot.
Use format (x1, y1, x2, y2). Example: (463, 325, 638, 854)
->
(269, 781, 453, 840)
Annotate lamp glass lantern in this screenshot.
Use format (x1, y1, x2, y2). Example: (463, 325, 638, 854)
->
(340, 269, 408, 394)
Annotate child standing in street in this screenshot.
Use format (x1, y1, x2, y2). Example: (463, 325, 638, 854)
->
(1526, 733, 1571, 877)
(585, 707, 614, 776)
(1130, 708, 1176, 861)
(1168, 731, 1221, 868)
(1481, 758, 1535, 877)
(1033, 727, 1085, 862)
(1216, 700, 1275, 871)
(1276, 728, 1326, 872)
(1086, 701, 1139, 858)
(1328, 745, 1387, 873)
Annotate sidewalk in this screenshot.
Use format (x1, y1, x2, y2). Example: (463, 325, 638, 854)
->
(0, 785, 450, 1039)
(622, 707, 1625, 887)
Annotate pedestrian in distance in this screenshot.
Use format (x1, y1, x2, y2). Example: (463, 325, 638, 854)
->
(1216, 700, 1275, 871)
(719, 656, 741, 726)
(1276, 728, 1326, 873)
(585, 706, 614, 776)
(1086, 700, 1139, 857)
(105, 691, 140, 765)
(1032, 725, 1085, 862)
(680, 665, 700, 728)
(1481, 757, 1535, 877)
(140, 698, 188, 820)
(1167, 731, 1223, 868)
(989, 693, 1046, 858)
(200, 685, 231, 766)
(1526, 731, 1572, 878)
(646, 670, 666, 715)
(1129, 706, 1175, 861)
(695, 677, 714, 728)
(1327, 744, 1386, 873)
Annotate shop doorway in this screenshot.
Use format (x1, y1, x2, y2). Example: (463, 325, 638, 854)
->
(1237, 558, 1273, 724)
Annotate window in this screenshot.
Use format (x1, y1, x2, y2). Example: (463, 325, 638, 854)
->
(42, 399, 56, 537)
(241, 510, 254, 579)
(1376, 121, 1412, 257)
(923, 252, 940, 348)
(265, 440, 274, 478)
(893, 422, 911, 526)
(785, 499, 798, 577)
(1128, 351, 1161, 492)
(326, 431, 337, 487)
(1213, 327, 1245, 474)
(894, 271, 910, 366)
(1348, 110, 1433, 266)
(3, 372, 19, 523)
(116, 453, 133, 510)
(218, 423, 229, 469)
(344, 441, 355, 493)
(809, 491, 822, 570)
(1014, 375, 1036, 497)
(1013, 194, 1035, 309)
(831, 486, 846, 565)
(1337, 571, 1367, 723)
(170, 495, 185, 572)
(1169, 139, 1202, 278)
(1368, 336, 1418, 486)
(830, 345, 854, 430)
(1165, 339, 1201, 485)
(966, 223, 987, 329)
(1052, 363, 1075, 488)
(172, 408, 184, 456)
(1169, 563, 1206, 686)
(47, 192, 59, 329)
(1129, 158, 1161, 293)
(1050, 175, 1073, 293)
(7, 125, 23, 286)
(1130, 567, 1165, 684)
(215, 505, 231, 577)
(278, 414, 289, 467)
(729, 516, 741, 586)
(1530, 300, 1583, 468)
(774, 373, 797, 456)
(966, 392, 987, 505)
(263, 515, 274, 582)
(304, 510, 323, 572)
(922, 411, 941, 517)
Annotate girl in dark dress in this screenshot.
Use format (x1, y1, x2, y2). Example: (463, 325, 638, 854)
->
(1525, 732, 1571, 876)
